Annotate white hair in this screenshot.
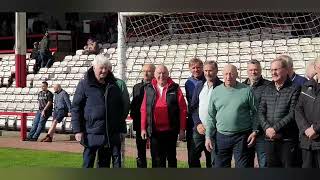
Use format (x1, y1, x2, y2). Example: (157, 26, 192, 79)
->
(92, 54, 112, 69)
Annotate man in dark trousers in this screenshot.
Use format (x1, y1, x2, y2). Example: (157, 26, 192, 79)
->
(295, 58, 320, 168)
(71, 54, 127, 168)
(243, 59, 271, 168)
(185, 57, 206, 167)
(130, 63, 155, 168)
(259, 56, 301, 168)
(190, 60, 222, 167)
(41, 84, 71, 142)
(26, 81, 53, 141)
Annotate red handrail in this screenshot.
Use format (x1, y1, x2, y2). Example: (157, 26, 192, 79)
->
(0, 111, 36, 141)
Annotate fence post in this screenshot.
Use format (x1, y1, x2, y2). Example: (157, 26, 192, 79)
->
(20, 113, 27, 141)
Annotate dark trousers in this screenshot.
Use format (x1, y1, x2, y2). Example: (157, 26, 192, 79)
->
(27, 110, 49, 140)
(301, 149, 320, 168)
(215, 131, 254, 168)
(82, 143, 121, 168)
(265, 140, 300, 168)
(135, 129, 147, 168)
(253, 135, 267, 168)
(190, 129, 214, 168)
(186, 129, 195, 167)
(150, 130, 178, 168)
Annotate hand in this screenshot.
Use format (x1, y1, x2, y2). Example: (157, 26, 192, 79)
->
(67, 113, 72, 117)
(75, 132, 83, 142)
(141, 130, 147, 140)
(247, 132, 257, 147)
(41, 111, 45, 117)
(266, 128, 276, 139)
(305, 126, 317, 139)
(205, 138, 213, 152)
(197, 124, 206, 135)
(179, 130, 186, 141)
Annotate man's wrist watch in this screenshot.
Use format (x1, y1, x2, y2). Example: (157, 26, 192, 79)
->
(253, 130, 259, 134)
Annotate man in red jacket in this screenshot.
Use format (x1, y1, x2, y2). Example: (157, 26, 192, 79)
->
(140, 64, 187, 168)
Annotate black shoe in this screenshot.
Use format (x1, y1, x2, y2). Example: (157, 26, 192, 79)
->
(29, 138, 38, 141)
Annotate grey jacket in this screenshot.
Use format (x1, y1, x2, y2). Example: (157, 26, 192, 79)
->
(54, 89, 71, 113)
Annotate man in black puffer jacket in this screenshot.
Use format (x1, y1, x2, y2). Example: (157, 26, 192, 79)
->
(259, 57, 301, 168)
(295, 58, 320, 168)
(72, 54, 126, 168)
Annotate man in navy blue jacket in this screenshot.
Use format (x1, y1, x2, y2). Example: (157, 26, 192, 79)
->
(185, 58, 205, 167)
(71, 54, 126, 168)
(189, 60, 222, 167)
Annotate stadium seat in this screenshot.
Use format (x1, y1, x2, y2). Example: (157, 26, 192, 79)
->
(311, 37, 320, 45)
(301, 45, 314, 53)
(275, 46, 288, 54)
(240, 48, 251, 55)
(299, 38, 311, 46)
(288, 45, 301, 53)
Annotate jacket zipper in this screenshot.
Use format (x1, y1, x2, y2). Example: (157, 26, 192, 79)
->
(104, 85, 111, 148)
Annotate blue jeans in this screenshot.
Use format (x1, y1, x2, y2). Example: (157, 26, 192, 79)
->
(27, 111, 49, 139)
(215, 131, 254, 168)
(254, 135, 267, 168)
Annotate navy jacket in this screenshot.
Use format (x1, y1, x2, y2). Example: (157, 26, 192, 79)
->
(190, 77, 222, 131)
(71, 67, 125, 147)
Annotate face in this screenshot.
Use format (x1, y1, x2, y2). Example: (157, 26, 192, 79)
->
(142, 65, 155, 81)
(315, 62, 320, 79)
(189, 62, 203, 79)
(223, 66, 238, 87)
(271, 61, 288, 83)
(306, 63, 317, 79)
(204, 64, 218, 82)
(247, 63, 262, 82)
(93, 64, 109, 81)
(53, 85, 60, 93)
(155, 66, 169, 86)
(41, 83, 48, 91)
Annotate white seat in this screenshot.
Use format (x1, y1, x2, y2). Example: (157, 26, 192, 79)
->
(229, 55, 240, 63)
(288, 45, 301, 53)
(299, 38, 311, 46)
(239, 41, 251, 48)
(251, 54, 264, 61)
(262, 40, 274, 47)
(303, 52, 317, 61)
(217, 56, 228, 63)
(301, 45, 314, 53)
(229, 42, 240, 49)
(217, 48, 228, 56)
(16, 103, 25, 111)
(240, 48, 251, 55)
(24, 95, 33, 103)
(251, 47, 262, 54)
(274, 39, 287, 47)
(287, 39, 299, 46)
(7, 103, 17, 111)
(275, 46, 288, 54)
(15, 95, 24, 103)
(311, 37, 320, 45)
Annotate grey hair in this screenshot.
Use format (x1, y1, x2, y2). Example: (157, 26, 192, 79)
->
(277, 55, 293, 68)
(247, 59, 261, 66)
(92, 54, 112, 69)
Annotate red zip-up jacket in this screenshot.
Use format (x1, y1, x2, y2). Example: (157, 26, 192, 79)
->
(140, 77, 187, 132)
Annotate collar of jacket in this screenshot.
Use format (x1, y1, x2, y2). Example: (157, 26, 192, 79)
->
(151, 77, 175, 88)
(203, 77, 223, 87)
(304, 79, 318, 88)
(190, 73, 205, 82)
(244, 76, 266, 87)
(271, 76, 292, 90)
(85, 67, 117, 87)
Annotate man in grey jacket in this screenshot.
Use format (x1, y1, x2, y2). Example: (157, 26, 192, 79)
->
(41, 84, 71, 142)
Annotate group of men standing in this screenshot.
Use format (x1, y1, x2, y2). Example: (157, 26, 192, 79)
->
(69, 53, 320, 168)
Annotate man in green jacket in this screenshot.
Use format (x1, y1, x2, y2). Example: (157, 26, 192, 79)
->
(205, 64, 258, 168)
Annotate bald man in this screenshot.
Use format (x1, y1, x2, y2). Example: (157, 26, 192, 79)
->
(130, 63, 156, 168)
(205, 64, 258, 168)
(41, 84, 71, 142)
(140, 64, 187, 168)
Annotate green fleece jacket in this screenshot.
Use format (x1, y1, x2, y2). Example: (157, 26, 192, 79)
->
(205, 82, 258, 138)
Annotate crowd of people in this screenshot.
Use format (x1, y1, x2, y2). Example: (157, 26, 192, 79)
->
(24, 53, 320, 168)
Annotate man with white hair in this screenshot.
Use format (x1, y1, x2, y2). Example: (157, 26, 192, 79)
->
(41, 84, 71, 142)
(279, 54, 307, 87)
(205, 64, 258, 168)
(295, 58, 320, 168)
(72, 54, 127, 168)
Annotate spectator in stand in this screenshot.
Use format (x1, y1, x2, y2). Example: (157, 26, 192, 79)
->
(83, 38, 100, 55)
(189, 60, 222, 168)
(130, 63, 156, 168)
(140, 65, 187, 168)
(243, 59, 271, 168)
(31, 42, 40, 73)
(205, 64, 258, 168)
(40, 84, 71, 142)
(39, 31, 52, 68)
(71, 54, 127, 168)
(185, 58, 206, 167)
(295, 57, 320, 168)
(259, 57, 301, 167)
(26, 81, 53, 141)
(279, 54, 308, 87)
